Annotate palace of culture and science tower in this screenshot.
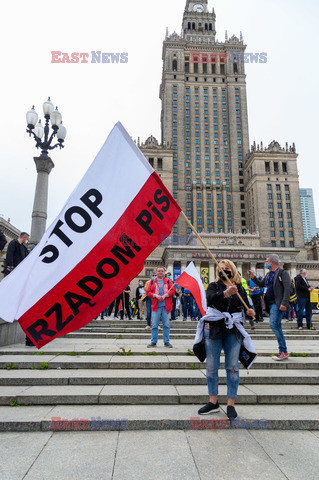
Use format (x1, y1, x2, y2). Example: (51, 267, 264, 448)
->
(136, 0, 319, 282)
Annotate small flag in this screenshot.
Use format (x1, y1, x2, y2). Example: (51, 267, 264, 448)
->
(118, 299, 123, 312)
(175, 262, 207, 316)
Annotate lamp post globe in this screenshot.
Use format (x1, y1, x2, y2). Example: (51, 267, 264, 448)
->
(26, 97, 67, 247)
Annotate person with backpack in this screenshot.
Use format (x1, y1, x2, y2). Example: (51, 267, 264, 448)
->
(248, 254, 291, 361)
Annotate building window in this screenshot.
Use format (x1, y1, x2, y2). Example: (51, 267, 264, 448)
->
(289, 241, 294, 247)
(270, 231, 275, 237)
(274, 162, 279, 173)
(271, 241, 276, 247)
(276, 184, 280, 191)
(282, 162, 287, 173)
(280, 241, 285, 247)
(149, 158, 154, 167)
(265, 162, 270, 173)
(267, 184, 272, 190)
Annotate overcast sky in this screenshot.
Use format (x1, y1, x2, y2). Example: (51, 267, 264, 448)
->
(0, 0, 318, 233)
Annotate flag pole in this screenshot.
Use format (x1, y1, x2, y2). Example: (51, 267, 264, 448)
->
(180, 210, 253, 314)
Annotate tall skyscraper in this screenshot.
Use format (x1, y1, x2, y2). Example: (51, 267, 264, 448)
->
(138, 1, 310, 283)
(300, 188, 317, 242)
(160, 0, 249, 236)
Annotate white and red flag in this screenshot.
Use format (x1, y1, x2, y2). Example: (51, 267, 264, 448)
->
(0, 122, 181, 348)
(175, 262, 207, 315)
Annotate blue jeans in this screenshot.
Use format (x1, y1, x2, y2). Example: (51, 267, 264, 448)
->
(151, 306, 170, 344)
(297, 298, 312, 329)
(269, 303, 287, 353)
(194, 304, 202, 321)
(183, 296, 194, 319)
(204, 327, 241, 399)
(146, 297, 152, 327)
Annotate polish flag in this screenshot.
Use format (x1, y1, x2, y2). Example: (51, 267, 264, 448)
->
(0, 122, 181, 348)
(118, 299, 123, 312)
(175, 262, 207, 315)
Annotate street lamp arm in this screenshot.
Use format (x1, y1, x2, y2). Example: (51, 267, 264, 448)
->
(47, 142, 64, 151)
(26, 126, 63, 156)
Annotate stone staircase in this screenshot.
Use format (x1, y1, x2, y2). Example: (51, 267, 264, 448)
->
(0, 317, 319, 431)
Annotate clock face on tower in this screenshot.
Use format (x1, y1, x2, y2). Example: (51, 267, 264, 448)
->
(193, 3, 204, 12)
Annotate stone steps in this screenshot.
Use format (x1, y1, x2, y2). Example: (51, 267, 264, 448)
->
(1, 349, 318, 357)
(1, 404, 319, 432)
(81, 326, 319, 335)
(1, 316, 319, 431)
(1, 383, 319, 406)
(1, 368, 319, 386)
(65, 332, 319, 341)
(1, 354, 319, 369)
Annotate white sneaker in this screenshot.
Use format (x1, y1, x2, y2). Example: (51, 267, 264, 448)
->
(158, 326, 162, 330)
(145, 326, 151, 330)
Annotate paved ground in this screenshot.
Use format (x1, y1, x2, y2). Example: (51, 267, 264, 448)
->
(1, 316, 319, 479)
(2, 430, 319, 480)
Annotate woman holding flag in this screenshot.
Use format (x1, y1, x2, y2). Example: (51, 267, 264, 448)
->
(193, 260, 255, 420)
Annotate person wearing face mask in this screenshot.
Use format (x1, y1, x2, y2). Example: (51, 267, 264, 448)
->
(248, 254, 291, 360)
(197, 260, 255, 419)
(294, 269, 315, 330)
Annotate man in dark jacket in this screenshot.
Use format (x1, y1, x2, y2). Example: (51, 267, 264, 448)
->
(4, 232, 29, 274)
(248, 254, 290, 361)
(4, 232, 32, 346)
(0, 228, 7, 251)
(294, 269, 314, 330)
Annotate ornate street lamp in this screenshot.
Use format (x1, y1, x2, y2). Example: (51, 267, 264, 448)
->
(26, 97, 66, 157)
(26, 98, 67, 247)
